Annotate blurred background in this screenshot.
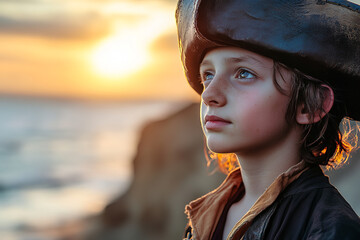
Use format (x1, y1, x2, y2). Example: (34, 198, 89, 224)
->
(0, 0, 199, 239)
(0, 0, 359, 240)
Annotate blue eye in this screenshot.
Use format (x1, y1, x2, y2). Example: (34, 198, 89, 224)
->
(205, 73, 214, 81)
(201, 72, 214, 83)
(236, 69, 255, 80)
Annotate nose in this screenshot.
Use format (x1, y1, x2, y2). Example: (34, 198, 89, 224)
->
(201, 77, 227, 107)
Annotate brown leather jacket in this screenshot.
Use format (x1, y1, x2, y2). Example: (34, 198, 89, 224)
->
(183, 161, 360, 239)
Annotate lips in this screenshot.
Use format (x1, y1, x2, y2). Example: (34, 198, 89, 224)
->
(204, 115, 231, 130)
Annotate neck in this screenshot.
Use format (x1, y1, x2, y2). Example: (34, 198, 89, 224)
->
(235, 128, 302, 200)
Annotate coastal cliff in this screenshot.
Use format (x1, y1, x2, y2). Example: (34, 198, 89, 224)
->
(80, 103, 225, 240)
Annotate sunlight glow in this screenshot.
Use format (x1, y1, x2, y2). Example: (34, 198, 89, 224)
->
(91, 5, 174, 79)
(92, 32, 149, 78)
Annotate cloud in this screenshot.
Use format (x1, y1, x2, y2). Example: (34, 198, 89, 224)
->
(0, 13, 113, 40)
(150, 31, 179, 53)
(0, 0, 157, 41)
(0, 0, 41, 3)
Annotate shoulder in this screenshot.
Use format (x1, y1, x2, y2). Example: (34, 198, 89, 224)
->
(303, 186, 360, 240)
(264, 166, 360, 239)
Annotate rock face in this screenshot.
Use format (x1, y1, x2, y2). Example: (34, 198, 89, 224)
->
(86, 103, 225, 240)
(70, 102, 359, 240)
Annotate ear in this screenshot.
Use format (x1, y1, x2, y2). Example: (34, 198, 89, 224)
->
(296, 84, 334, 124)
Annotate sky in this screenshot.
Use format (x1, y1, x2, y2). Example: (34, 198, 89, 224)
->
(0, 0, 199, 101)
(1, 0, 360, 101)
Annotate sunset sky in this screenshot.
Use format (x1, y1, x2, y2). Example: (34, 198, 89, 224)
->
(0, 0, 198, 101)
(2, 0, 360, 101)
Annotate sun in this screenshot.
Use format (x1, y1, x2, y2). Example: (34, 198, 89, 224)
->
(91, 33, 149, 78)
(91, 5, 174, 79)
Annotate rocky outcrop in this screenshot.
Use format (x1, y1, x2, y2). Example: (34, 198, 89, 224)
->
(82, 103, 225, 240)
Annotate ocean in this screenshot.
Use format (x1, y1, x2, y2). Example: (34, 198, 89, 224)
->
(0, 96, 187, 240)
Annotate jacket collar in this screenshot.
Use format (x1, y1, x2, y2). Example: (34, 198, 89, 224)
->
(185, 160, 308, 240)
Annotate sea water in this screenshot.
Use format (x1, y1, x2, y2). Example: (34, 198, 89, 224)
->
(0, 97, 185, 240)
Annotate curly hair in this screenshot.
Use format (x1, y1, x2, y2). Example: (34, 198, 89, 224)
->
(207, 61, 359, 174)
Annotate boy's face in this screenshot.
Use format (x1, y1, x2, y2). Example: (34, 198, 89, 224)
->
(200, 47, 297, 156)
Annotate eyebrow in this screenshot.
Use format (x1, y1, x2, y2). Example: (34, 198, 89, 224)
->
(225, 56, 263, 65)
(199, 60, 213, 68)
(200, 55, 264, 68)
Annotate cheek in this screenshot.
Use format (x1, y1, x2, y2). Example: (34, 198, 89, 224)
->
(237, 93, 289, 134)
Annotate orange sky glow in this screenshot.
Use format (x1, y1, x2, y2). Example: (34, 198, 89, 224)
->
(0, 0, 199, 101)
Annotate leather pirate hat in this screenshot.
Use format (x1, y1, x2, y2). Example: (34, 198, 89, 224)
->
(176, 0, 360, 120)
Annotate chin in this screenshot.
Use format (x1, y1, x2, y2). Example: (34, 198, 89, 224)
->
(206, 141, 234, 154)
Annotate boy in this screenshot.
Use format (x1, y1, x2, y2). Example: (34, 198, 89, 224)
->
(176, 0, 360, 239)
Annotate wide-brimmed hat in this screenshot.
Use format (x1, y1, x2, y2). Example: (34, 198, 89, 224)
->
(176, 0, 360, 120)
